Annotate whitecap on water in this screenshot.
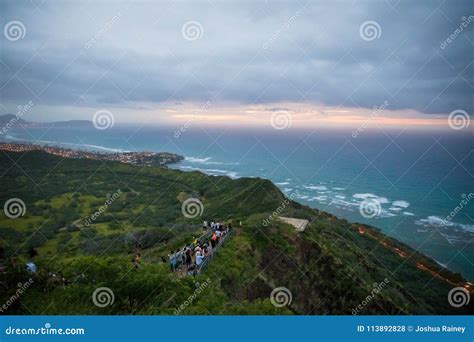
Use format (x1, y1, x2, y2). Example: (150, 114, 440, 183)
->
(185, 156, 239, 166)
(311, 195, 328, 202)
(352, 193, 389, 204)
(392, 200, 410, 208)
(304, 185, 328, 191)
(179, 165, 238, 179)
(185, 156, 212, 163)
(414, 215, 474, 233)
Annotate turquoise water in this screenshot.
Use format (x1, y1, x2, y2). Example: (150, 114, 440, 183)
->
(3, 125, 473, 280)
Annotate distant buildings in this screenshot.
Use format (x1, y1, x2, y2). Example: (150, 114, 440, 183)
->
(0, 142, 183, 167)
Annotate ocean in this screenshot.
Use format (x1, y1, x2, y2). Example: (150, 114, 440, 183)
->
(2, 125, 473, 280)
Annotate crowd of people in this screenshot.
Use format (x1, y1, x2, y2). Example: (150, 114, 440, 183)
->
(1, 221, 233, 282)
(167, 220, 232, 276)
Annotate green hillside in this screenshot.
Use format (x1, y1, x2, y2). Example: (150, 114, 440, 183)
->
(0, 150, 471, 315)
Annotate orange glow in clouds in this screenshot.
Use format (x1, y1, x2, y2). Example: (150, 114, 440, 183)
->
(166, 102, 453, 129)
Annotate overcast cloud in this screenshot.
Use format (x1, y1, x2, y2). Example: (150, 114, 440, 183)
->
(0, 0, 473, 122)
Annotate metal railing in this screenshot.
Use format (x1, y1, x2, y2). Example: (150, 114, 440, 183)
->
(173, 230, 213, 270)
(196, 229, 235, 275)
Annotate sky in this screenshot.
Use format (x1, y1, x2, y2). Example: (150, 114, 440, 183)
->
(0, 0, 473, 129)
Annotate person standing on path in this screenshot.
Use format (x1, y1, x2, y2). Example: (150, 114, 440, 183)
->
(169, 251, 177, 272)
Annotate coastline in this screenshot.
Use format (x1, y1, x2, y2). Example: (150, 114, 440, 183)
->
(0, 142, 184, 167)
(1, 133, 472, 281)
(1, 147, 471, 292)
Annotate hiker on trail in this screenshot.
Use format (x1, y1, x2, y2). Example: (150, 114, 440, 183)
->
(28, 248, 38, 259)
(58, 271, 68, 287)
(215, 229, 221, 242)
(25, 247, 38, 274)
(175, 249, 184, 269)
(195, 251, 203, 266)
(211, 232, 217, 248)
(132, 253, 141, 269)
(26, 261, 37, 274)
(181, 248, 187, 265)
(195, 245, 202, 256)
(169, 251, 177, 272)
(185, 248, 192, 269)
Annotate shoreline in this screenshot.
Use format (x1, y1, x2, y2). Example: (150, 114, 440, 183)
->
(2, 135, 473, 281)
(0, 142, 184, 167)
(1, 147, 471, 289)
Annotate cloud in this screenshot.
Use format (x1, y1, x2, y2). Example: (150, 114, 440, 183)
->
(0, 0, 473, 122)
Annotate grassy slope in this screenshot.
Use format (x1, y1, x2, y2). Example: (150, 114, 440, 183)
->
(0, 150, 471, 315)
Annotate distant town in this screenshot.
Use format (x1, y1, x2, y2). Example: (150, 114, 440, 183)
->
(0, 142, 184, 167)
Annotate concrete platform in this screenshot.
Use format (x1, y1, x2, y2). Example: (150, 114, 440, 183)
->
(278, 217, 309, 232)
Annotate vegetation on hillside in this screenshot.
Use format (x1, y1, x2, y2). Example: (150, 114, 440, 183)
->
(0, 151, 471, 315)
